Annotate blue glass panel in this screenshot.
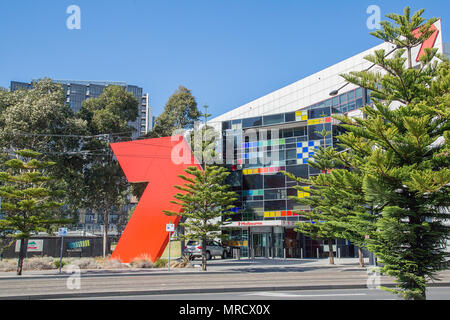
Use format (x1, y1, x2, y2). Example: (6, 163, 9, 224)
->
(308, 141, 314, 146)
(302, 147, 308, 152)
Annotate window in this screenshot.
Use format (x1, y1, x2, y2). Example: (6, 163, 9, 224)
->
(308, 107, 331, 119)
(264, 189, 286, 200)
(348, 101, 356, 111)
(222, 121, 231, 130)
(308, 123, 331, 141)
(286, 165, 309, 178)
(348, 90, 355, 101)
(282, 129, 293, 138)
(355, 88, 363, 99)
(264, 200, 286, 212)
(294, 127, 306, 137)
(264, 173, 286, 188)
(286, 149, 297, 160)
(263, 114, 284, 125)
(243, 175, 263, 190)
(332, 96, 339, 106)
(355, 98, 363, 109)
(339, 93, 347, 104)
(242, 117, 262, 128)
(285, 112, 296, 122)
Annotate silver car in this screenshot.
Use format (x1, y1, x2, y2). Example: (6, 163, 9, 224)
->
(184, 240, 230, 260)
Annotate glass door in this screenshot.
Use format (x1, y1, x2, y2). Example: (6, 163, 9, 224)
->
(252, 233, 270, 258)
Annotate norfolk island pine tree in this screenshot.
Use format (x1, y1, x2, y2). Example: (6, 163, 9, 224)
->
(0, 150, 70, 275)
(334, 7, 449, 299)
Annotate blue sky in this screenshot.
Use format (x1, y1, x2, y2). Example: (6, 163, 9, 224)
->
(1, 0, 449, 119)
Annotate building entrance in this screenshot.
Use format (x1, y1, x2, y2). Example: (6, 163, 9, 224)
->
(251, 233, 271, 258)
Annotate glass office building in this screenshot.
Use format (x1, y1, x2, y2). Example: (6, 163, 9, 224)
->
(210, 19, 445, 259)
(219, 87, 370, 259)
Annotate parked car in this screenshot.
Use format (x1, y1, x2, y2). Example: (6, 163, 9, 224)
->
(184, 240, 231, 260)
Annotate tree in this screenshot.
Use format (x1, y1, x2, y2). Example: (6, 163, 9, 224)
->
(78, 85, 139, 257)
(163, 165, 238, 271)
(283, 147, 376, 267)
(334, 7, 449, 299)
(0, 150, 69, 275)
(0, 79, 88, 219)
(370, 7, 438, 68)
(147, 85, 201, 138)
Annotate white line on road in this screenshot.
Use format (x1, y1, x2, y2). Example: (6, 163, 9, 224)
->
(245, 292, 367, 298)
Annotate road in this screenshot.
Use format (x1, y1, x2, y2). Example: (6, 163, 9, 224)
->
(1, 259, 449, 300)
(61, 287, 450, 300)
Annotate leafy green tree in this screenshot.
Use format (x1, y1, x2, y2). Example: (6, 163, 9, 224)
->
(147, 85, 201, 138)
(334, 7, 449, 300)
(0, 150, 69, 275)
(0, 79, 87, 154)
(0, 79, 88, 219)
(163, 166, 238, 271)
(78, 85, 139, 257)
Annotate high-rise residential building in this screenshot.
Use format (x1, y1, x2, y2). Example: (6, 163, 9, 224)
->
(10, 80, 153, 139)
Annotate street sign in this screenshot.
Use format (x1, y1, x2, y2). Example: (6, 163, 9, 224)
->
(58, 228, 68, 236)
(166, 224, 175, 232)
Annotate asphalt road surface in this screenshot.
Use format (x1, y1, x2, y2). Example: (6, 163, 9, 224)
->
(59, 287, 450, 300)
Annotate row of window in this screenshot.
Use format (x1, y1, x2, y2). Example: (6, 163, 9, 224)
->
(222, 88, 366, 131)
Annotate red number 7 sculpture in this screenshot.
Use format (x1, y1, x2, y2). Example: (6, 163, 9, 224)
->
(109, 135, 202, 263)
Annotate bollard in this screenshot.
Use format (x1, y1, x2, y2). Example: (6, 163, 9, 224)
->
(317, 248, 319, 259)
(301, 248, 304, 259)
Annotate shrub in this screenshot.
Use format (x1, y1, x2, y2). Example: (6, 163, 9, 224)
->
(153, 259, 168, 268)
(130, 257, 154, 268)
(53, 259, 68, 269)
(65, 258, 100, 270)
(0, 259, 16, 272)
(23, 256, 56, 270)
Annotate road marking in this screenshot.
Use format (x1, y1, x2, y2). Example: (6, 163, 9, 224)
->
(245, 292, 367, 298)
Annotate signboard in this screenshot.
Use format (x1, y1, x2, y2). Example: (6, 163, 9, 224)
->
(58, 228, 68, 236)
(68, 240, 90, 250)
(166, 224, 175, 232)
(323, 244, 337, 252)
(222, 220, 298, 228)
(15, 240, 44, 252)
